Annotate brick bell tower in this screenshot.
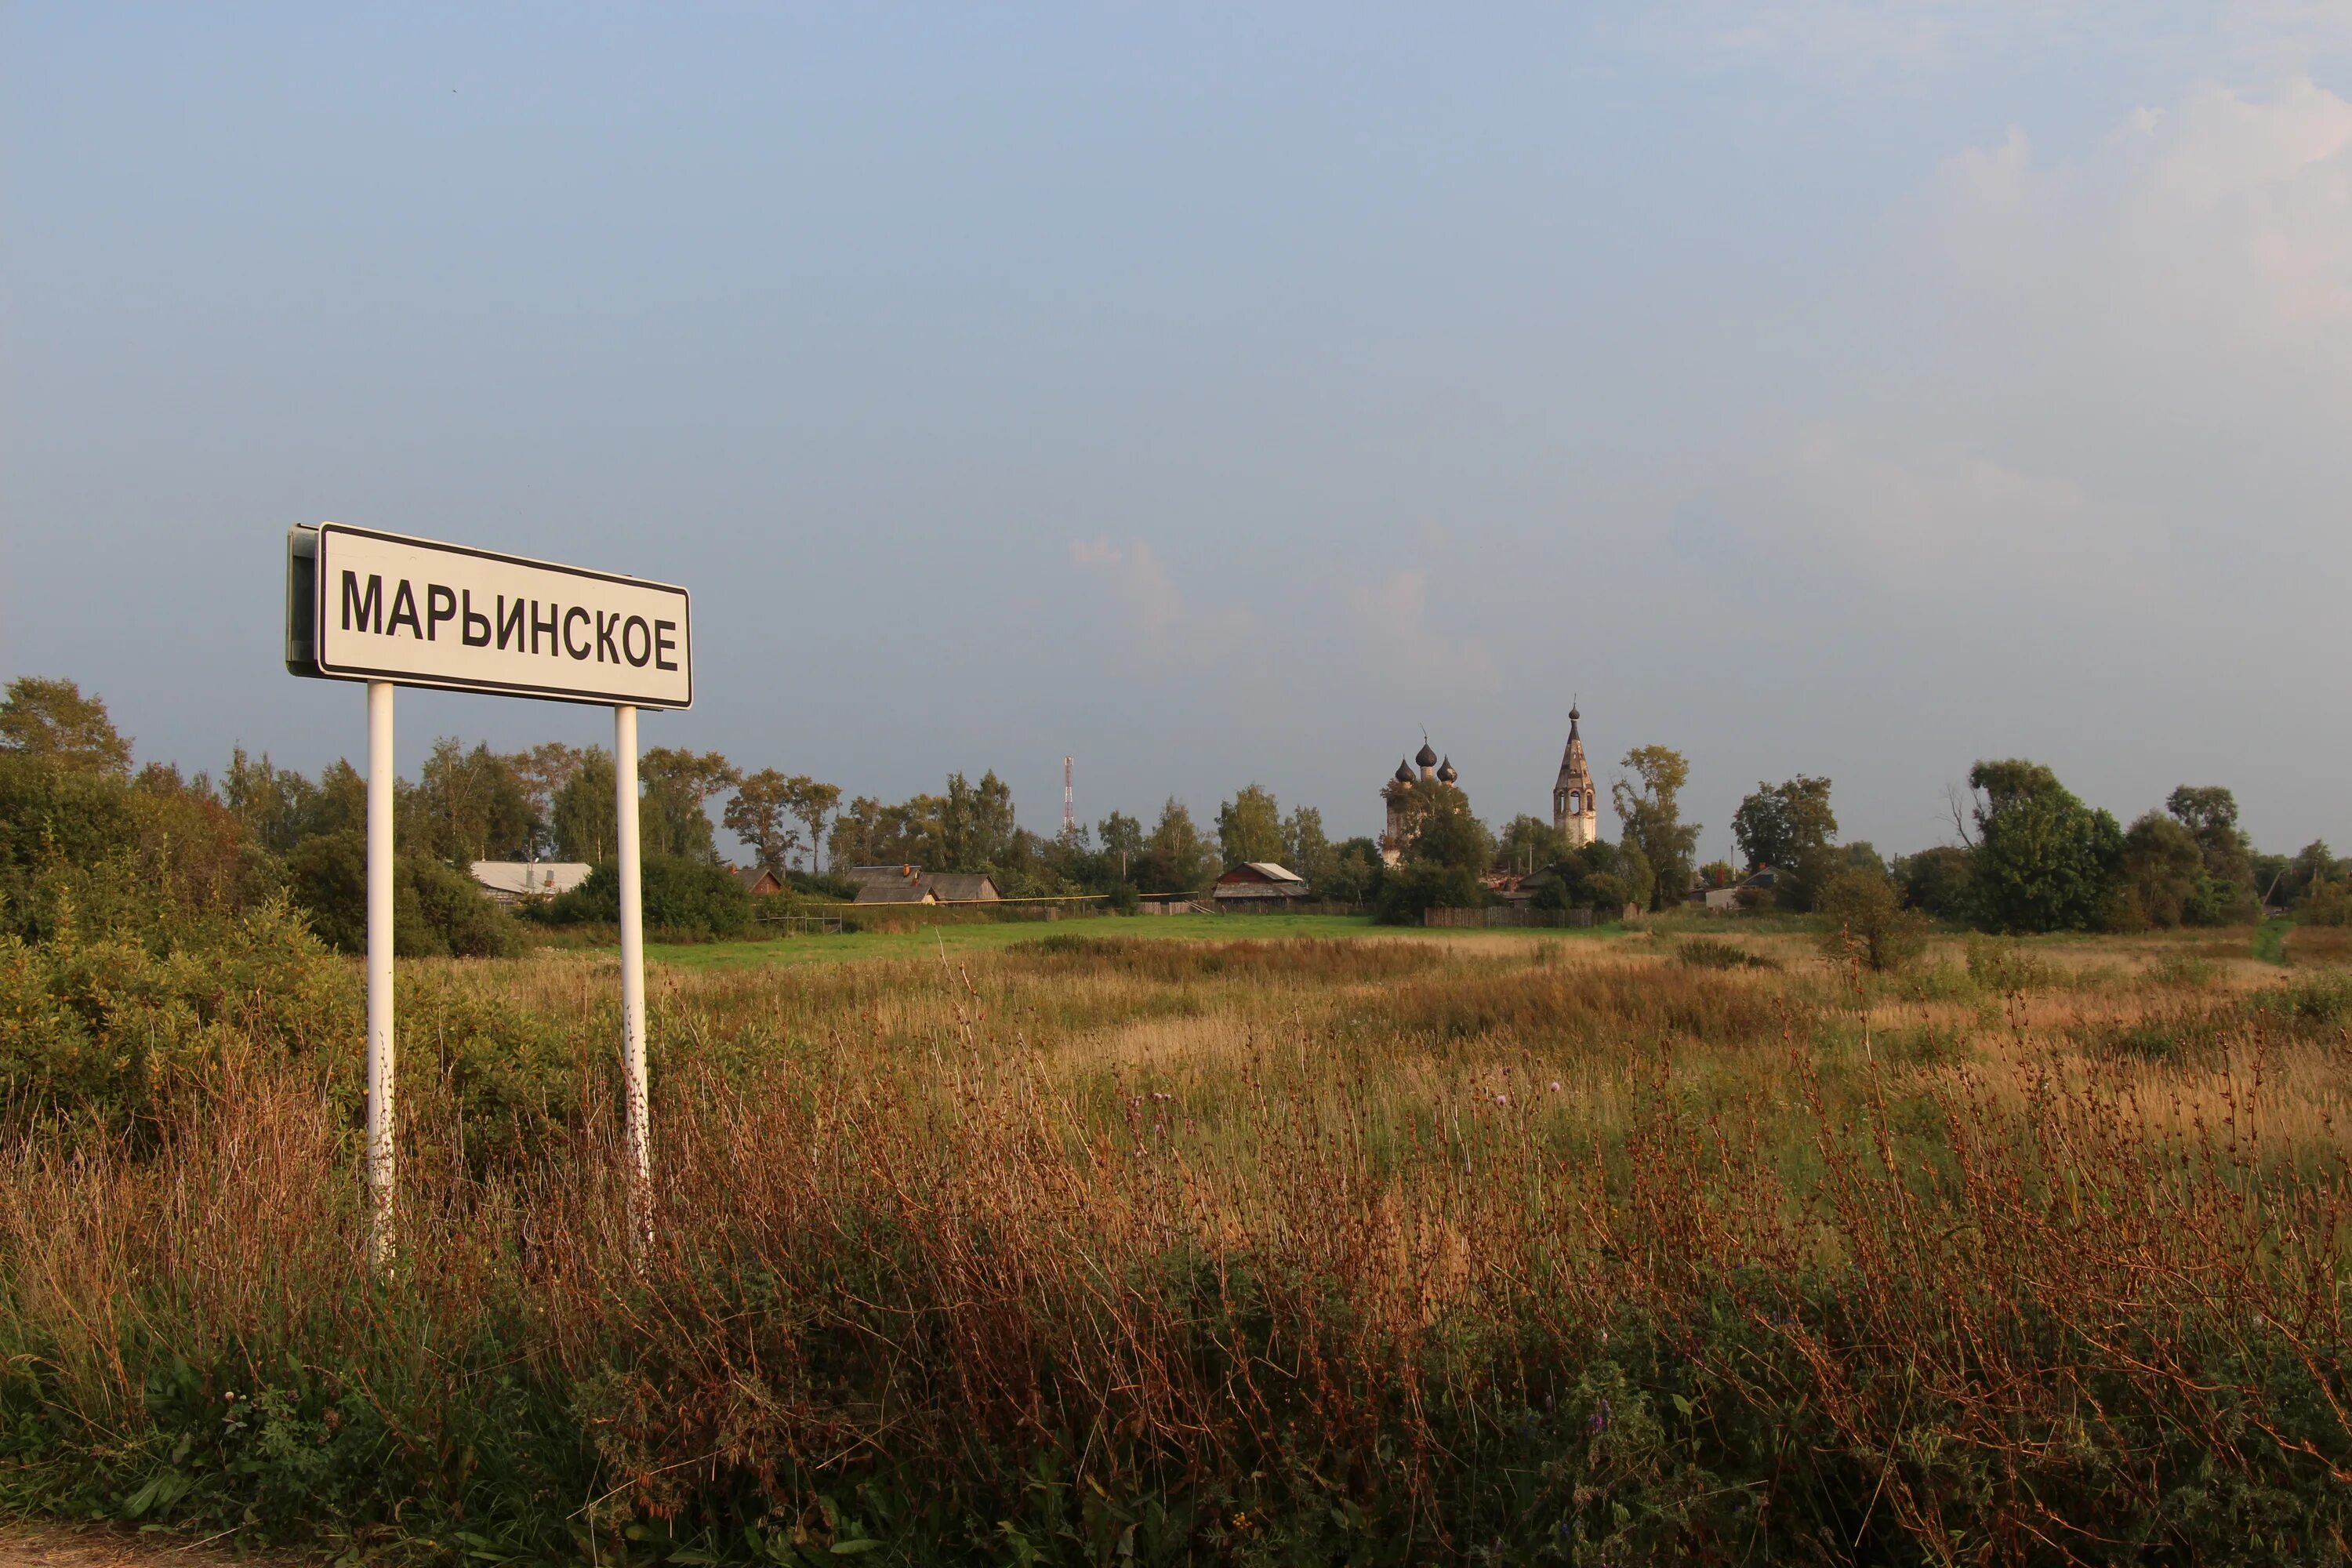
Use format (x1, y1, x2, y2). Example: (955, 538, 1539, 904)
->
(1552, 702, 1597, 848)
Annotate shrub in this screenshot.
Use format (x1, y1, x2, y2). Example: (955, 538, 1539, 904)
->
(0, 895, 356, 1131)
(2147, 951, 2220, 989)
(2245, 973, 2352, 1033)
(407, 857, 528, 958)
(1583, 873, 1632, 916)
(1815, 869, 1927, 973)
(555, 855, 751, 938)
(1373, 862, 1484, 925)
(285, 833, 524, 958)
(1674, 937, 1781, 972)
(1966, 936, 2057, 993)
(786, 869, 862, 902)
(2296, 879, 2352, 927)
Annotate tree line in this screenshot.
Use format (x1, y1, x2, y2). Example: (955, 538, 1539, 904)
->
(3, 675, 2343, 951)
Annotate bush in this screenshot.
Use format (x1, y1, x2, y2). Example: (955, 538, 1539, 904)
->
(1675, 937, 1781, 972)
(1583, 873, 1632, 916)
(2296, 879, 2352, 927)
(1816, 869, 1928, 973)
(786, 869, 862, 902)
(1373, 862, 1484, 925)
(554, 855, 751, 938)
(285, 833, 524, 958)
(1896, 845, 1974, 922)
(1966, 936, 2057, 993)
(0, 895, 356, 1131)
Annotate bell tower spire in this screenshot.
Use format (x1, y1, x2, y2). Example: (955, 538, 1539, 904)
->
(1552, 699, 1597, 848)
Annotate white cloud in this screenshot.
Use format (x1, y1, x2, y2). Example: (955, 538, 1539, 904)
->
(1632, 2, 2352, 85)
(1067, 537, 1252, 666)
(1933, 79, 2352, 371)
(1345, 568, 1501, 696)
(1750, 430, 2176, 607)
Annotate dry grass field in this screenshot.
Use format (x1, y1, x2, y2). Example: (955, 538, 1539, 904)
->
(6, 914, 2352, 1563)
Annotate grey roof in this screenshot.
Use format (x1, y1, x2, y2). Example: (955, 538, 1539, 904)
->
(854, 880, 935, 904)
(850, 869, 1001, 904)
(470, 861, 592, 897)
(1224, 862, 1306, 884)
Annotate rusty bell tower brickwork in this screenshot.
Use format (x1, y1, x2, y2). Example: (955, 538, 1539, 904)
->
(1552, 705, 1598, 848)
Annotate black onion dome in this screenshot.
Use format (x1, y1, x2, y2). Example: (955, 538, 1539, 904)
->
(1394, 758, 1414, 784)
(1437, 756, 1457, 783)
(1415, 742, 1439, 768)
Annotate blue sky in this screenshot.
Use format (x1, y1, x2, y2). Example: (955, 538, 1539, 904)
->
(5, 4, 2350, 858)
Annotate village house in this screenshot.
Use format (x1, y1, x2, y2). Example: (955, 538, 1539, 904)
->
(469, 861, 592, 905)
(1211, 862, 1311, 907)
(731, 866, 786, 897)
(844, 865, 1004, 905)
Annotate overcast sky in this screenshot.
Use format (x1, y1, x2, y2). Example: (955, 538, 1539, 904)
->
(5, 4, 2348, 859)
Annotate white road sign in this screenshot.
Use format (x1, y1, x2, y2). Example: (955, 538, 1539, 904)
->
(297, 522, 691, 709)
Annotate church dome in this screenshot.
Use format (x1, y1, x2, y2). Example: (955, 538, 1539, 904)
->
(1437, 756, 1457, 784)
(1415, 741, 1439, 768)
(1393, 758, 1414, 784)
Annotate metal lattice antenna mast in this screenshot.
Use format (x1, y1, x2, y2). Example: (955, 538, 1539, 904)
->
(1062, 757, 1076, 836)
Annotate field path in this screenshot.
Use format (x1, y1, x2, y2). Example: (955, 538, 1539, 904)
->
(0, 1526, 298, 1568)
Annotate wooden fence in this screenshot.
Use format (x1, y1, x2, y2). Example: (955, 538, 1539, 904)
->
(1423, 906, 1596, 930)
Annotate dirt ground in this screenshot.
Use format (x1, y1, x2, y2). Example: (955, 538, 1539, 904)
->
(0, 1526, 295, 1568)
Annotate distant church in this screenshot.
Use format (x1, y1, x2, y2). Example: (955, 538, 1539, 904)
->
(1377, 741, 1457, 866)
(1375, 705, 1596, 867)
(1552, 703, 1598, 848)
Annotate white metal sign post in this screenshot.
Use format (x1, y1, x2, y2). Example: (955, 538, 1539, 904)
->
(287, 522, 691, 1261)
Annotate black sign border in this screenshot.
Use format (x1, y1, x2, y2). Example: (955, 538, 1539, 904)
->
(310, 523, 694, 710)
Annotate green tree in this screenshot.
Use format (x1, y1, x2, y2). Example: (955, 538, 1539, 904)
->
(0, 677, 132, 778)
(2165, 785, 2257, 924)
(1965, 759, 2123, 934)
(1895, 845, 1973, 922)
(828, 793, 947, 869)
(2297, 875, 2352, 927)
(1138, 799, 1216, 893)
(551, 748, 618, 863)
(1730, 775, 1837, 873)
(508, 742, 585, 858)
(1216, 783, 1285, 868)
(1817, 868, 1928, 973)
(2115, 811, 2206, 930)
(1319, 837, 1382, 906)
(1279, 805, 1335, 888)
(826, 796, 888, 868)
(638, 748, 738, 863)
(1375, 784, 1492, 924)
(1097, 811, 1145, 880)
(1494, 814, 1567, 877)
(406, 739, 535, 863)
(942, 771, 1018, 872)
(1403, 784, 1492, 874)
(1613, 746, 1701, 911)
(786, 776, 842, 873)
(221, 747, 322, 855)
(724, 769, 802, 876)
